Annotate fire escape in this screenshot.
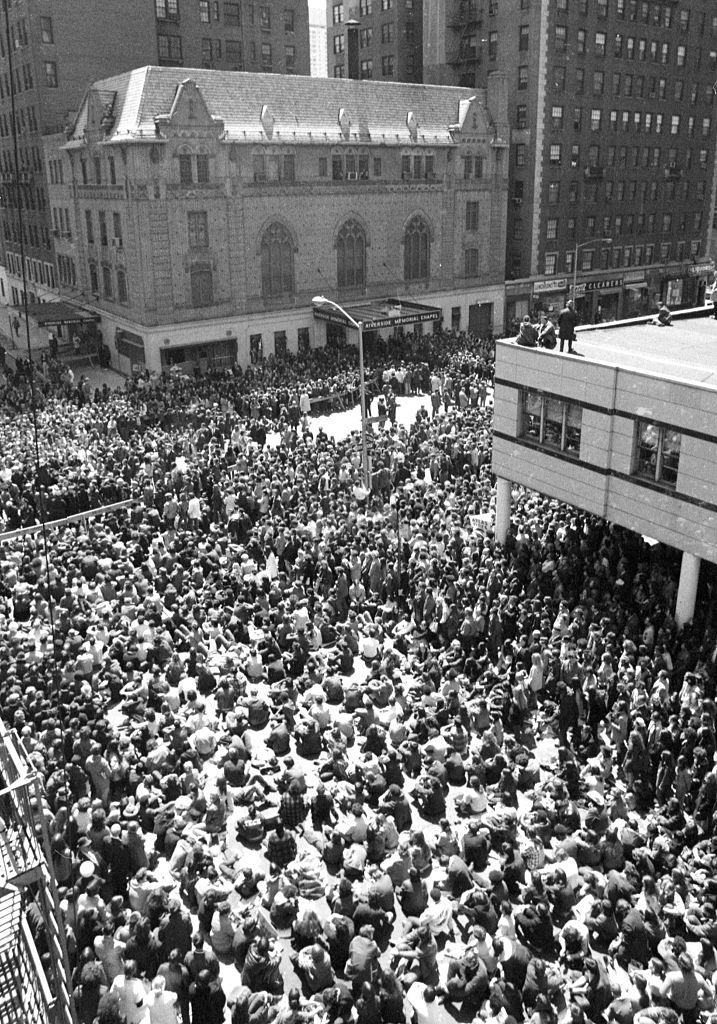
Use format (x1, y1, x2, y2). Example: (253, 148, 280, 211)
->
(447, 0, 484, 87)
(0, 722, 75, 1024)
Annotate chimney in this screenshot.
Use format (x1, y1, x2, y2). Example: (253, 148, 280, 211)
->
(346, 20, 360, 80)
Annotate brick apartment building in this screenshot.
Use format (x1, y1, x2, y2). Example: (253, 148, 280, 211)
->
(327, 0, 422, 82)
(473, 0, 717, 326)
(0, 0, 310, 314)
(44, 67, 508, 373)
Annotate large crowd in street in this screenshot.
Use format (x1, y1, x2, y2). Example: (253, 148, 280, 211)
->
(1, 328, 717, 1024)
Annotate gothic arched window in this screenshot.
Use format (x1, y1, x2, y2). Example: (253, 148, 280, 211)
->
(337, 219, 366, 289)
(260, 222, 294, 298)
(404, 215, 430, 281)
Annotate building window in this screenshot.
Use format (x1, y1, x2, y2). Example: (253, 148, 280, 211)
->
(196, 154, 209, 182)
(382, 55, 394, 77)
(285, 45, 296, 72)
(488, 31, 497, 60)
(515, 143, 525, 166)
(337, 219, 366, 289)
(519, 25, 529, 51)
(102, 265, 113, 299)
(544, 253, 557, 275)
(188, 211, 209, 248)
(360, 0, 372, 13)
(332, 3, 344, 23)
(40, 16, 53, 43)
(44, 61, 57, 87)
(404, 215, 429, 281)
(551, 106, 564, 130)
(381, 22, 394, 43)
(591, 108, 602, 132)
(179, 153, 193, 184)
(226, 39, 243, 68)
(548, 182, 560, 203)
(224, 2, 240, 26)
(99, 211, 108, 246)
(158, 34, 182, 63)
(89, 262, 99, 294)
(117, 268, 128, 303)
(465, 200, 479, 231)
(360, 27, 372, 47)
(333, 34, 344, 53)
(595, 31, 606, 56)
(190, 264, 213, 306)
(546, 218, 558, 239)
(555, 25, 567, 53)
(85, 210, 94, 245)
(199, 0, 210, 22)
(360, 59, 373, 78)
(261, 222, 294, 297)
(518, 65, 528, 90)
(284, 8, 295, 32)
(549, 144, 561, 164)
(464, 248, 480, 277)
(521, 390, 582, 457)
(261, 43, 272, 68)
(634, 422, 680, 487)
(516, 105, 527, 130)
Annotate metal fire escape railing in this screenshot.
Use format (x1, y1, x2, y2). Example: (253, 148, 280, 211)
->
(448, 0, 484, 71)
(0, 722, 76, 1024)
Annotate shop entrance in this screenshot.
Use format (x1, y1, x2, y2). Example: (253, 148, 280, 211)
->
(160, 338, 237, 374)
(468, 302, 493, 338)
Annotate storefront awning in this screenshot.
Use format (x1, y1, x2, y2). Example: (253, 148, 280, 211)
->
(312, 298, 441, 331)
(18, 301, 100, 326)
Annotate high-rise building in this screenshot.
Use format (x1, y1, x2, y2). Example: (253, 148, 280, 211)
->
(327, 0, 422, 82)
(424, 1, 717, 328)
(0, 0, 311, 312)
(154, 0, 310, 76)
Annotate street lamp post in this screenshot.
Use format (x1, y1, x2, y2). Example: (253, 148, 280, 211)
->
(312, 295, 370, 490)
(573, 237, 613, 305)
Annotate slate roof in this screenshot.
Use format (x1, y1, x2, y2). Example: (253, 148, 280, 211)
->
(69, 66, 486, 147)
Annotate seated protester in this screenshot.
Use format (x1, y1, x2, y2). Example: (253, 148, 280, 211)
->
(444, 948, 489, 1009)
(611, 899, 650, 968)
(294, 943, 335, 996)
(537, 314, 557, 350)
(585, 898, 620, 949)
(656, 303, 673, 327)
(660, 952, 714, 1021)
(516, 315, 539, 347)
(515, 901, 556, 956)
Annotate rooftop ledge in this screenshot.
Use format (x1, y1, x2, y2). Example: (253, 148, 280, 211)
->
(498, 305, 717, 391)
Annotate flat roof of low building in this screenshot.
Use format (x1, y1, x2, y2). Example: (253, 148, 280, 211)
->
(571, 311, 717, 389)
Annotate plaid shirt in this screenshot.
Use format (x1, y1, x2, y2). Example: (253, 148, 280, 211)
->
(280, 792, 308, 829)
(267, 830, 297, 868)
(521, 837, 546, 872)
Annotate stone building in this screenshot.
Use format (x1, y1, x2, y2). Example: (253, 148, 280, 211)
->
(45, 66, 509, 374)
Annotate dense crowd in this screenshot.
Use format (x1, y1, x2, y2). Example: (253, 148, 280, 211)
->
(1, 328, 717, 1024)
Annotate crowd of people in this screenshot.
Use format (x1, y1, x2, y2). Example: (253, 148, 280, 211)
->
(1, 326, 717, 1024)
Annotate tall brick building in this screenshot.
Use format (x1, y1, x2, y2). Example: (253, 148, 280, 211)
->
(45, 67, 508, 373)
(327, 0, 422, 82)
(0, 0, 310, 312)
(473, 0, 717, 325)
(426, 1, 717, 326)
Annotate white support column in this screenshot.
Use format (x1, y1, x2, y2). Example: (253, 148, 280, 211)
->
(675, 551, 701, 629)
(495, 476, 512, 545)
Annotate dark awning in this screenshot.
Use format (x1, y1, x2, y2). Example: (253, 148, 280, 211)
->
(17, 301, 101, 326)
(313, 297, 441, 331)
